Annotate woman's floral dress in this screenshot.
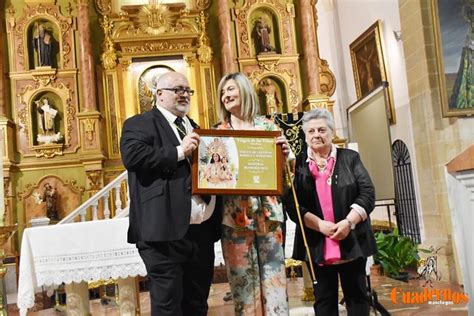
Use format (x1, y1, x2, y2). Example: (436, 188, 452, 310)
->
(216, 117, 289, 316)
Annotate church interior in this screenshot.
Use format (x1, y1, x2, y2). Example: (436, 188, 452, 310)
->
(0, 0, 473, 314)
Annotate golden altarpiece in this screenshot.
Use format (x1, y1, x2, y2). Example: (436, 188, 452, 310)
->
(1, 0, 337, 261)
(0, 0, 341, 313)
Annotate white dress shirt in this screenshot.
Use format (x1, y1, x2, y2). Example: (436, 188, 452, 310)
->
(155, 105, 216, 224)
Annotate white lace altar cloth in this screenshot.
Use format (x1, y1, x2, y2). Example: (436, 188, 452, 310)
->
(17, 218, 146, 315)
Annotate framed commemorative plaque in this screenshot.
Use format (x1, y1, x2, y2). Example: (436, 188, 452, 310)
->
(192, 129, 283, 196)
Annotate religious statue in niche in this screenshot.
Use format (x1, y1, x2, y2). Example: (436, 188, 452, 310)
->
(259, 79, 281, 114)
(32, 22, 56, 68)
(33, 183, 59, 220)
(144, 81, 159, 109)
(138, 65, 173, 112)
(35, 97, 62, 144)
(254, 16, 275, 54)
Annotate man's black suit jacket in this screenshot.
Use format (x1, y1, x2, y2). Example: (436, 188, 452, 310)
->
(120, 108, 221, 243)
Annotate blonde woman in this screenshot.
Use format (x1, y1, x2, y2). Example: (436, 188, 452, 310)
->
(215, 72, 290, 315)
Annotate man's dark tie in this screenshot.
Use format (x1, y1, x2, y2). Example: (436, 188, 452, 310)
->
(174, 117, 186, 140)
(175, 117, 210, 203)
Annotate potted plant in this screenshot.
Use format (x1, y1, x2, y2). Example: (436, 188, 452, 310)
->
(374, 228, 420, 282)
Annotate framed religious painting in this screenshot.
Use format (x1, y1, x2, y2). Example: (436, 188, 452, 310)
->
(432, 0, 473, 117)
(192, 129, 283, 196)
(350, 20, 396, 124)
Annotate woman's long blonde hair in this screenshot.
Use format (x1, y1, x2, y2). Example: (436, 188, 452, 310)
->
(216, 72, 259, 123)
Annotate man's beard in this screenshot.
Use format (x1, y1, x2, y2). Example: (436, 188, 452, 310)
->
(174, 100, 189, 115)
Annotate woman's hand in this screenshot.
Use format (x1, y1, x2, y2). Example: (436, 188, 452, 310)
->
(318, 220, 338, 237)
(303, 213, 337, 237)
(330, 219, 351, 240)
(276, 135, 291, 157)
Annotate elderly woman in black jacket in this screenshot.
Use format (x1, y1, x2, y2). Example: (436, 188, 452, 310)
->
(285, 108, 376, 316)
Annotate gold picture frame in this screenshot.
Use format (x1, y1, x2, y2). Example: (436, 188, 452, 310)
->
(431, 0, 473, 117)
(192, 129, 283, 196)
(350, 20, 395, 124)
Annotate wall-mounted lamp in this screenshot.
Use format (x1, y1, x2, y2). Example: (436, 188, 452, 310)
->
(393, 30, 402, 41)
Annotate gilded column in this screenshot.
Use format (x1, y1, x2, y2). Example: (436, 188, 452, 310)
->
(0, 9, 7, 118)
(77, 0, 104, 194)
(297, 0, 321, 97)
(77, 0, 98, 112)
(0, 7, 17, 258)
(217, 0, 236, 74)
(298, 1, 344, 145)
(0, 7, 16, 163)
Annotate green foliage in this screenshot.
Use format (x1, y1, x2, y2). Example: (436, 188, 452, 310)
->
(374, 228, 420, 277)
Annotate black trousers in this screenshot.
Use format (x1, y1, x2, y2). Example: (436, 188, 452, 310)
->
(137, 222, 215, 316)
(313, 257, 369, 316)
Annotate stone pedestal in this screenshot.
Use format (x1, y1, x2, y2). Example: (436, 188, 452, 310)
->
(117, 277, 140, 316)
(65, 282, 90, 316)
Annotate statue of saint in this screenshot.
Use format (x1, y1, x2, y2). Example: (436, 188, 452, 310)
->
(259, 79, 280, 114)
(32, 23, 54, 67)
(254, 17, 275, 54)
(36, 98, 57, 134)
(35, 97, 62, 144)
(43, 183, 58, 220)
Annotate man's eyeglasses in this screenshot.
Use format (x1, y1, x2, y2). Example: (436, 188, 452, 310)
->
(160, 87, 195, 96)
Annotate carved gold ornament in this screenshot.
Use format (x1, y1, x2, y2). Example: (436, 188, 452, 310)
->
(34, 144, 64, 158)
(196, 0, 211, 10)
(319, 58, 336, 97)
(86, 170, 102, 191)
(137, 3, 171, 36)
(95, 0, 112, 15)
(122, 41, 192, 54)
(100, 16, 117, 70)
(302, 287, 315, 302)
(32, 68, 57, 86)
(83, 119, 96, 145)
(257, 60, 280, 72)
(196, 12, 213, 63)
(88, 278, 116, 289)
(119, 58, 131, 71)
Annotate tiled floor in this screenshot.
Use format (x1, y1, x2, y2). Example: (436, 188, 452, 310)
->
(8, 276, 469, 315)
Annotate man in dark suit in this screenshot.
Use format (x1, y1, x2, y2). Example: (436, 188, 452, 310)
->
(120, 72, 220, 316)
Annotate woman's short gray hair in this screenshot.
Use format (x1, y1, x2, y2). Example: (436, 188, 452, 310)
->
(302, 108, 335, 131)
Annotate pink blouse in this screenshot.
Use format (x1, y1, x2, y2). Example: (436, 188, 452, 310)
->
(309, 157, 341, 264)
